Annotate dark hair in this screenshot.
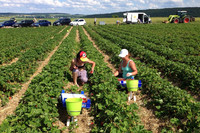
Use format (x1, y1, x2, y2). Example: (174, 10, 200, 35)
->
(127, 53, 131, 58)
(76, 50, 82, 59)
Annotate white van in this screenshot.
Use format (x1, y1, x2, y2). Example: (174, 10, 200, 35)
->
(123, 12, 152, 24)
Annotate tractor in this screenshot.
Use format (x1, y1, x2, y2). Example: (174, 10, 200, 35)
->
(163, 11, 195, 24)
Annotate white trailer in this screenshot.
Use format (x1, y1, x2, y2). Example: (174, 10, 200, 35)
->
(123, 12, 152, 24)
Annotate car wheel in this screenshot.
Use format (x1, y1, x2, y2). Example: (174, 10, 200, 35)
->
(48, 24, 50, 26)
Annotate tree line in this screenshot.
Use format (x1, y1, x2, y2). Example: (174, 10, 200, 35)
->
(85, 7, 200, 18)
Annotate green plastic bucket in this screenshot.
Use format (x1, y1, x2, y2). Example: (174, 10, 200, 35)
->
(126, 80, 138, 91)
(66, 98, 82, 116)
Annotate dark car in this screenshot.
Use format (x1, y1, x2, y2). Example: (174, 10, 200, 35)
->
(53, 18, 71, 26)
(0, 20, 16, 28)
(31, 20, 51, 27)
(12, 20, 34, 28)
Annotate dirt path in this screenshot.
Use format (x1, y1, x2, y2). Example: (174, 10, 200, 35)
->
(1, 58, 19, 67)
(0, 27, 73, 125)
(59, 26, 68, 34)
(82, 27, 167, 133)
(0, 26, 66, 68)
(76, 29, 80, 43)
(82, 27, 116, 73)
(53, 29, 93, 133)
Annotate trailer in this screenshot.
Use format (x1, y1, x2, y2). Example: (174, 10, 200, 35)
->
(123, 12, 152, 24)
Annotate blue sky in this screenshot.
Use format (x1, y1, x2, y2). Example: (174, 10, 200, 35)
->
(0, 0, 199, 14)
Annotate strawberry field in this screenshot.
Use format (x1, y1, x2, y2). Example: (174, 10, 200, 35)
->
(0, 23, 200, 132)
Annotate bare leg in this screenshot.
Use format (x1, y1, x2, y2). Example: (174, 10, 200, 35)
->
(72, 72, 79, 87)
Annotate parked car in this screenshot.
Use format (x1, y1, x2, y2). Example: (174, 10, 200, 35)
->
(31, 20, 51, 27)
(12, 20, 34, 28)
(69, 19, 86, 26)
(53, 18, 71, 26)
(0, 20, 16, 28)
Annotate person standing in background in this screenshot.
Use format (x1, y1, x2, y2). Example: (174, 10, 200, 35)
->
(94, 17, 97, 25)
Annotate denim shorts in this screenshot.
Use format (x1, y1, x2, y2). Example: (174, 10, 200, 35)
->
(73, 69, 88, 82)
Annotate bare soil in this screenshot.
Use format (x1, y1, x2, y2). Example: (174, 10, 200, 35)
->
(53, 29, 93, 133)
(0, 26, 67, 68)
(59, 26, 68, 34)
(0, 58, 19, 67)
(82, 27, 168, 133)
(0, 27, 73, 125)
(82, 27, 116, 73)
(76, 30, 80, 43)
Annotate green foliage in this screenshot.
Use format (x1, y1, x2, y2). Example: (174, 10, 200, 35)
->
(84, 24, 200, 132)
(112, 15, 119, 18)
(85, 7, 200, 18)
(78, 26, 150, 132)
(0, 26, 67, 106)
(0, 26, 74, 132)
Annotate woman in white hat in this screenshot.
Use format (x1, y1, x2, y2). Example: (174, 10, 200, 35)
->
(114, 49, 137, 79)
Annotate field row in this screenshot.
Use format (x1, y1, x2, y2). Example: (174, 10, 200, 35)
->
(0, 27, 150, 132)
(89, 25, 200, 93)
(84, 25, 200, 132)
(0, 27, 75, 132)
(0, 26, 69, 106)
(0, 24, 199, 132)
(0, 26, 64, 64)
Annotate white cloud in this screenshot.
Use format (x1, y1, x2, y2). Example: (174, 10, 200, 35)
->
(139, 0, 145, 4)
(126, 3, 134, 6)
(0, 0, 199, 14)
(149, 3, 159, 9)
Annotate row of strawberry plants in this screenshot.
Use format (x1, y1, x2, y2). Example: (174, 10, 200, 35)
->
(90, 25, 200, 93)
(84, 25, 200, 132)
(98, 25, 200, 71)
(0, 27, 76, 132)
(0, 26, 63, 64)
(78, 26, 149, 132)
(0, 26, 71, 106)
(105, 24, 200, 55)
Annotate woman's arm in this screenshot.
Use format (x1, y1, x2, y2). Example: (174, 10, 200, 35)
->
(114, 63, 122, 76)
(128, 61, 138, 76)
(69, 59, 76, 71)
(86, 59, 95, 73)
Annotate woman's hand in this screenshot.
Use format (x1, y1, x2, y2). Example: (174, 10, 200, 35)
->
(126, 73, 132, 77)
(73, 65, 78, 69)
(90, 70, 94, 74)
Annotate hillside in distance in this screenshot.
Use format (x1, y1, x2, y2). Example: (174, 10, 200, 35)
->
(0, 7, 199, 18)
(85, 7, 200, 18)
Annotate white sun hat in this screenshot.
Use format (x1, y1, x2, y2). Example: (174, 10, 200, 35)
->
(119, 49, 128, 57)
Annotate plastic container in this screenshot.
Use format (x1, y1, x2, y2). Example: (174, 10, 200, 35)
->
(126, 80, 139, 91)
(66, 98, 83, 116)
(118, 78, 126, 87)
(86, 99, 91, 109)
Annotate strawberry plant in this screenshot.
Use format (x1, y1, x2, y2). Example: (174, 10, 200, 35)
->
(84, 25, 200, 132)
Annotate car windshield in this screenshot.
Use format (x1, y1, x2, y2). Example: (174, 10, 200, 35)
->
(73, 19, 79, 22)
